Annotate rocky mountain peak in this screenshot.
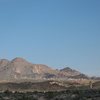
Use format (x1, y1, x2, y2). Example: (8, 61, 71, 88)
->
(0, 57, 88, 81)
(0, 59, 10, 68)
(61, 67, 73, 71)
(60, 67, 80, 73)
(0, 59, 9, 62)
(60, 67, 81, 77)
(11, 57, 27, 62)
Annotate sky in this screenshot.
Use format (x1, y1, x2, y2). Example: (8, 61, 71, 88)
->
(0, 0, 100, 76)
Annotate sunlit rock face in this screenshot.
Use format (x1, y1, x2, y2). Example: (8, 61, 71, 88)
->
(0, 57, 57, 80)
(0, 57, 88, 81)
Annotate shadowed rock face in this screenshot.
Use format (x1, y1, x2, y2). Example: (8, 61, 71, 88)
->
(60, 67, 81, 76)
(0, 57, 88, 81)
(0, 59, 10, 68)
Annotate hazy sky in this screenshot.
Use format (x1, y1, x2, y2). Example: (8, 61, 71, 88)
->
(0, 0, 100, 76)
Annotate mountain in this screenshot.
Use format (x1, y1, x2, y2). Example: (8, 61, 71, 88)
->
(60, 67, 81, 76)
(0, 59, 10, 68)
(0, 57, 58, 81)
(0, 57, 88, 81)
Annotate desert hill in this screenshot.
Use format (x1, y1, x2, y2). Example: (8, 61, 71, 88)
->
(0, 57, 88, 81)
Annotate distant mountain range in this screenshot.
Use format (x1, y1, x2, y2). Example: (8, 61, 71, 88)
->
(0, 57, 88, 81)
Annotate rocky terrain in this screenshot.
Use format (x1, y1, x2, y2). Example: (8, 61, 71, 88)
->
(0, 57, 88, 81)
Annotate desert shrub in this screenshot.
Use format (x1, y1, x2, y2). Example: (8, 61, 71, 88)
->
(4, 89, 12, 96)
(46, 92, 55, 99)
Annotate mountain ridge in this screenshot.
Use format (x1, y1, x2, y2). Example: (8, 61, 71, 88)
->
(0, 57, 88, 81)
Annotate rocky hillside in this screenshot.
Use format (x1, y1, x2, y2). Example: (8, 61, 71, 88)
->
(0, 57, 88, 81)
(59, 67, 80, 76)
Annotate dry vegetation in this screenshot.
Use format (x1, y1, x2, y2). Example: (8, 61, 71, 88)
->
(0, 88, 100, 100)
(0, 80, 100, 100)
